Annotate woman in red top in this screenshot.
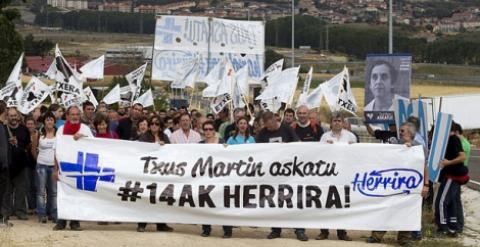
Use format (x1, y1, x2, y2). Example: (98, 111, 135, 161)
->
(94, 114, 118, 139)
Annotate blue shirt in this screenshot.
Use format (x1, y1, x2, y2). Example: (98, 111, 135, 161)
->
(227, 135, 255, 145)
(55, 119, 65, 129)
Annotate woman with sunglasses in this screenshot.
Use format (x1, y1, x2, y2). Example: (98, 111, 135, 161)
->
(199, 120, 233, 238)
(226, 117, 255, 145)
(136, 115, 173, 232)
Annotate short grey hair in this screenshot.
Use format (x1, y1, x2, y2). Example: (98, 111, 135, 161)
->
(401, 122, 416, 138)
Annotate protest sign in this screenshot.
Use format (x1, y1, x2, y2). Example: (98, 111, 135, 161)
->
(57, 137, 424, 231)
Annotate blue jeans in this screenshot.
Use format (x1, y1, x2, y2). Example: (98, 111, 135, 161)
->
(36, 164, 57, 220)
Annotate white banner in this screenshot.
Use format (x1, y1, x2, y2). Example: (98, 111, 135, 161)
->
(56, 137, 424, 230)
(152, 16, 264, 81)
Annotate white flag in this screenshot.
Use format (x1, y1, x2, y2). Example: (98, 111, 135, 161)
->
(83, 87, 98, 108)
(336, 67, 357, 114)
(262, 59, 284, 81)
(54, 44, 83, 96)
(302, 66, 313, 94)
(171, 55, 201, 89)
(232, 65, 249, 108)
(134, 89, 154, 108)
(1, 53, 24, 107)
(102, 84, 121, 105)
(211, 93, 232, 114)
(45, 60, 56, 80)
(297, 83, 323, 109)
(60, 93, 83, 108)
(215, 61, 235, 97)
(125, 63, 148, 101)
(320, 70, 343, 112)
(80, 55, 105, 80)
(202, 58, 227, 98)
(260, 98, 282, 113)
(256, 67, 299, 104)
(5, 53, 23, 86)
(119, 85, 133, 106)
(18, 76, 50, 114)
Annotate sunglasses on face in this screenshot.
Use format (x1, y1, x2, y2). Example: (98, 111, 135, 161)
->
(203, 128, 214, 131)
(150, 122, 161, 126)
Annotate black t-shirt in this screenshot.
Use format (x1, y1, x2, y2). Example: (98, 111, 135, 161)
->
(374, 130, 397, 144)
(440, 134, 468, 178)
(117, 118, 135, 140)
(294, 123, 324, 142)
(7, 124, 31, 177)
(256, 123, 299, 143)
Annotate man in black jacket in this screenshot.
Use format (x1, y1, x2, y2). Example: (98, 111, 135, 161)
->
(0, 103, 12, 227)
(3, 108, 30, 220)
(117, 103, 143, 140)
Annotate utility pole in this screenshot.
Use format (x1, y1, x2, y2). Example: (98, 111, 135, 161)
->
(291, 0, 295, 68)
(388, 0, 393, 54)
(325, 24, 329, 51)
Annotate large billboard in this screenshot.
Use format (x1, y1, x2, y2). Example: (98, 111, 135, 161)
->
(152, 16, 265, 81)
(364, 54, 412, 123)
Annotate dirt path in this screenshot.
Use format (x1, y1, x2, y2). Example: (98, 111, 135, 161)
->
(1, 189, 479, 247)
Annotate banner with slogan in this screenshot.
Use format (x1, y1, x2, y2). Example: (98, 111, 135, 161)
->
(152, 16, 264, 81)
(56, 137, 425, 231)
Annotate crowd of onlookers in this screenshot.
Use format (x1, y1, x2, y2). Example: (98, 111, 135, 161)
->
(0, 99, 471, 245)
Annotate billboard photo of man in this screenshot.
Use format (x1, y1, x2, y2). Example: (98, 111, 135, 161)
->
(364, 54, 411, 123)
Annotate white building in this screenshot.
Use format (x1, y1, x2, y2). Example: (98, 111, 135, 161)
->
(47, 0, 88, 10)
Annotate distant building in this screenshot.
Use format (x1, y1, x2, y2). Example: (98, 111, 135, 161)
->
(47, 0, 88, 10)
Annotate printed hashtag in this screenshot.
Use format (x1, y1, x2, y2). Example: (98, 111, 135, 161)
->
(117, 181, 144, 202)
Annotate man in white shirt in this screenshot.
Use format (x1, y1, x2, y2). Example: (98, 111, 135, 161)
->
(170, 113, 201, 144)
(53, 105, 93, 231)
(318, 112, 354, 241)
(320, 112, 357, 144)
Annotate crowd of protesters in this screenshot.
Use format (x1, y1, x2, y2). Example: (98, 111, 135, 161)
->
(0, 99, 471, 245)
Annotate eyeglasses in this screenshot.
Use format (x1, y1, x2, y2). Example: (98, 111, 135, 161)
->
(150, 122, 160, 126)
(203, 128, 214, 131)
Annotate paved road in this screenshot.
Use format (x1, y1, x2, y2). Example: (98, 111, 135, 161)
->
(468, 149, 480, 190)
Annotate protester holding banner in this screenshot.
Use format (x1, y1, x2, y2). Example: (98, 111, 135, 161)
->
(318, 112, 353, 241)
(94, 114, 118, 139)
(138, 116, 169, 145)
(4, 107, 31, 221)
(170, 113, 201, 144)
(226, 117, 255, 145)
(319, 112, 357, 145)
(198, 120, 233, 238)
(136, 115, 173, 233)
(117, 103, 143, 141)
(292, 106, 323, 142)
(366, 122, 397, 144)
(53, 105, 93, 231)
(255, 112, 307, 241)
(367, 121, 429, 244)
(224, 108, 252, 140)
(435, 122, 468, 237)
(0, 104, 12, 227)
(34, 112, 57, 224)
